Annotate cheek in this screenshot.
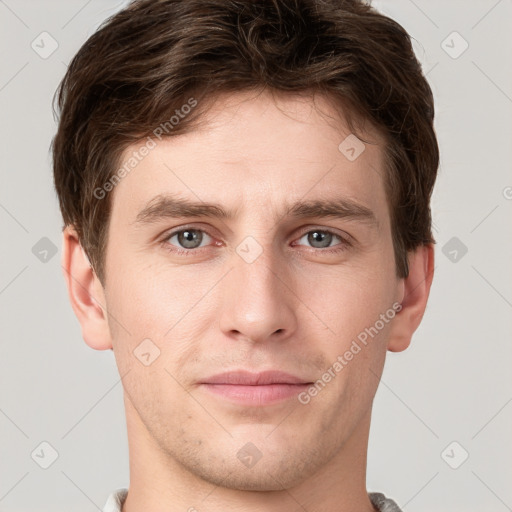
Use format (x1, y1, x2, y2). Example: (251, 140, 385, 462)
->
(300, 262, 397, 339)
(298, 262, 397, 411)
(105, 261, 214, 377)
(107, 259, 205, 332)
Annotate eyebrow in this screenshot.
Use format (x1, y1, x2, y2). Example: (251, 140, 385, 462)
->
(133, 193, 378, 228)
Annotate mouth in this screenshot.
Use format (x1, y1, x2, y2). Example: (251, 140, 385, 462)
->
(199, 370, 313, 406)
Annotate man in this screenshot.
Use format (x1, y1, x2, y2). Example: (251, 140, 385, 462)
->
(52, 0, 438, 510)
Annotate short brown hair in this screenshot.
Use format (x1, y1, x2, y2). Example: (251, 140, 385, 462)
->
(52, 0, 439, 285)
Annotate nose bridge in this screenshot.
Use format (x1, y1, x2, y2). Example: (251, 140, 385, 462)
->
(236, 237, 283, 300)
(218, 234, 297, 342)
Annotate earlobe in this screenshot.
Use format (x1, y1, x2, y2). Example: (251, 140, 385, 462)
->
(61, 226, 113, 350)
(387, 244, 435, 352)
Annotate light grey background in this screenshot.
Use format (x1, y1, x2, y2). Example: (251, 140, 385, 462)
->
(1, 1, 511, 510)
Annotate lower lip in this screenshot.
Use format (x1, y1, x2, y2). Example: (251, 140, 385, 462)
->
(200, 383, 311, 406)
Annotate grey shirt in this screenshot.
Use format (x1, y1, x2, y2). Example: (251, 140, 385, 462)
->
(102, 488, 403, 511)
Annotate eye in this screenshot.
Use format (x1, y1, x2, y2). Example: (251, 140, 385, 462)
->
(163, 228, 214, 253)
(295, 229, 351, 252)
(160, 226, 351, 257)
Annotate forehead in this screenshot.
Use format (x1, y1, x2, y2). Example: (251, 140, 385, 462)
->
(110, 89, 389, 226)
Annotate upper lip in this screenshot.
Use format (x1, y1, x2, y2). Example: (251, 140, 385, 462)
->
(201, 370, 311, 385)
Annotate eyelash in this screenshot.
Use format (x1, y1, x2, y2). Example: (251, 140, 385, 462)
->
(160, 226, 352, 256)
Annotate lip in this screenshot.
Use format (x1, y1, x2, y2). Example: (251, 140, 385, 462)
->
(199, 371, 313, 406)
(201, 370, 310, 385)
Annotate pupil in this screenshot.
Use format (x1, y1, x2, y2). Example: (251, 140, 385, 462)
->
(179, 230, 201, 248)
(310, 231, 331, 248)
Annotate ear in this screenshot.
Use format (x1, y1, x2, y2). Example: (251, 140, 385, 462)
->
(61, 226, 113, 350)
(387, 244, 435, 352)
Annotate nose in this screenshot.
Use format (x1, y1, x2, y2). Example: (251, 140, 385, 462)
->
(217, 240, 298, 345)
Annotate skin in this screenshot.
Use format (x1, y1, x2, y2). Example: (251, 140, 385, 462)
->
(62, 89, 434, 512)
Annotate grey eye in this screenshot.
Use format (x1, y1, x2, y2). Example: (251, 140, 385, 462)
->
(298, 230, 340, 249)
(168, 229, 211, 249)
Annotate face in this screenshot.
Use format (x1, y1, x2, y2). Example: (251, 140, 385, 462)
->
(101, 90, 404, 490)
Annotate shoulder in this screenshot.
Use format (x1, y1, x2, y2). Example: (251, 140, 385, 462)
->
(369, 492, 403, 512)
(102, 488, 128, 512)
